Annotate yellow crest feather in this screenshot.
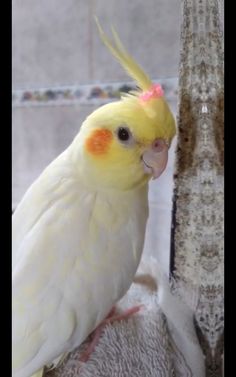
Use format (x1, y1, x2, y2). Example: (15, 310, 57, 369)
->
(95, 17, 153, 91)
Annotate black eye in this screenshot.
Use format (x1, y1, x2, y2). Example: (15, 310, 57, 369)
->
(117, 127, 130, 141)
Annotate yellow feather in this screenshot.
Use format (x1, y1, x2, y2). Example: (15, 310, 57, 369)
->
(31, 369, 44, 377)
(95, 17, 152, 91)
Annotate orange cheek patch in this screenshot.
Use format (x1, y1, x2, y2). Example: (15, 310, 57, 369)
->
(85, 129, 113, 155)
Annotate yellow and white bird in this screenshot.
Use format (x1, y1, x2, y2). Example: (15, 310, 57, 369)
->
(12, 21, 176, 377)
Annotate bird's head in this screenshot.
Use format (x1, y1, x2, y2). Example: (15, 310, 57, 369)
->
(71, 21, 176, 191)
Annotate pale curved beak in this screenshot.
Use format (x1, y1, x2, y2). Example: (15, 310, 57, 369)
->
(142, 139, 169, 180)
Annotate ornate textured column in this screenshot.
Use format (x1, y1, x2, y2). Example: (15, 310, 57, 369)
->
(170, 0, 224, 375)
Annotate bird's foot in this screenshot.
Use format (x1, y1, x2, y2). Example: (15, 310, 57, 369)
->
(79, 305, 143, 362)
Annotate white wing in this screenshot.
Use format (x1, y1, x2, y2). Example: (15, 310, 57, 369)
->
(12, 150, 148, 377)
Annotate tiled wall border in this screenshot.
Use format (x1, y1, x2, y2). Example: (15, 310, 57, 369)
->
(12, 78, 178, 107)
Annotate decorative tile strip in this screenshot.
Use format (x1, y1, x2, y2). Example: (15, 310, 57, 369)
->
(12, 78, 178, 108)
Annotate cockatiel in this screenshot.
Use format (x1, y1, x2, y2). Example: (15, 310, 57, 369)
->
(12, 21, 176, 377)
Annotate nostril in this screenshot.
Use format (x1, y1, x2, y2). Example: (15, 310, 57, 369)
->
(152, 138, 165, 152)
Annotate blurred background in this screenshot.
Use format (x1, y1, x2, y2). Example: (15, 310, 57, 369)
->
(12, 0, 181, 274)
